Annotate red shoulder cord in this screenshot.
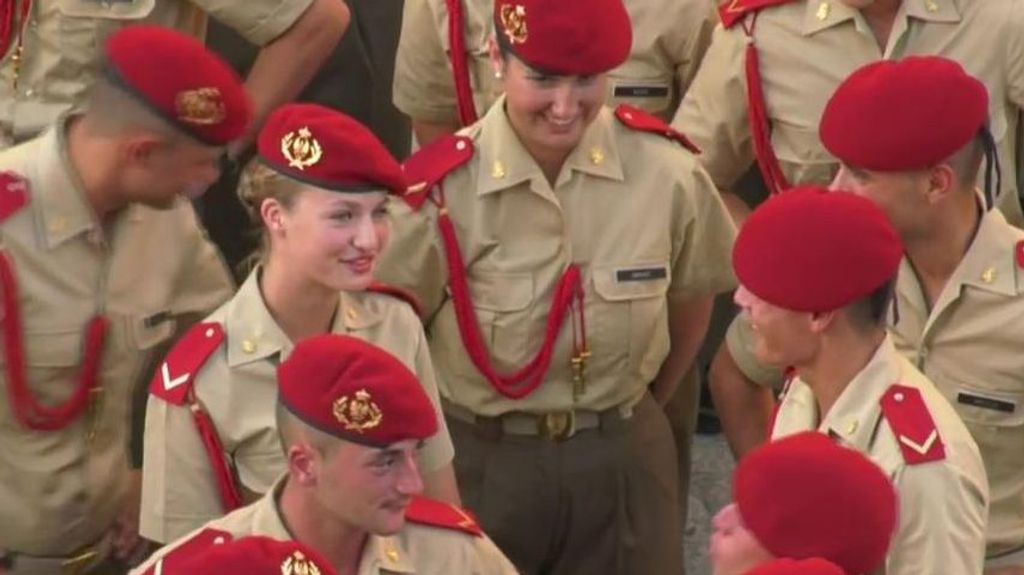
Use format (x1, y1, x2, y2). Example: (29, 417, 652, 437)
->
(1, 0, 34, 90)
(445, 0, 479, 127)
(189, 401, 243, 511)
(429, 188, 586, 399)
(742, 13, 790, 195)
(0, 252, 108, 431)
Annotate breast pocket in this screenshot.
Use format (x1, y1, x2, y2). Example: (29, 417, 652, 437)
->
(468, 272, 534, 369)
(0, 329, 82, 431)
(771, 124, 839, 186)
(57, 0, 156, 57)
(591, 263, 671, 378)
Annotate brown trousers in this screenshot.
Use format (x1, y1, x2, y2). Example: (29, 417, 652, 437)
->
(449, 393, 682, 575)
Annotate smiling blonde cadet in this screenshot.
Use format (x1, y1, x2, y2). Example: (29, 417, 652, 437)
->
(375, 0, 738, 572)
(139, 103, 458, 545)
(134, 335, 516, 575)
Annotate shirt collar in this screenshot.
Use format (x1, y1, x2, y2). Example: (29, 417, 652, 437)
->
(817, 336, 902, 451)
(475, 96, 624, 197)
(949, 206, 1020, 297)
(802, 0, 961, 37)
(357, 533, 416, 574)
(251, 476, 294, 539)
(35, 114, 103, 248)
(226, 269, 385, 367)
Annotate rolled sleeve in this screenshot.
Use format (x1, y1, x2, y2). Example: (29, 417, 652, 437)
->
(195, 0, 314, 46)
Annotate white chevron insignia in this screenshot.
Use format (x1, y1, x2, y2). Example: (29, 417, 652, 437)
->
(161, 362, 189, 391)
(899, 430, 938, 455)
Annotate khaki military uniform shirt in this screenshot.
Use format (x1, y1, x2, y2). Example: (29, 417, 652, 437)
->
(393, 0, 716, 124)
(891, 207, 1024, 560)
(0, 116, 234, 555)
(728, 205, 1024, 562)
(0, 0, 313, 145)
(140, 269, 455, 544)
(133, 477, 519, 575)
(673, 0, 1024, 225)
(772, 337, 989, 575)
(376, 98, 737, 416)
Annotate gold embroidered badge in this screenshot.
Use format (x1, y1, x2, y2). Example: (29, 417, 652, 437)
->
(333, 389, 383, 432)
(280, 550, 322, 575)
(175, 88, 226, 126)
(281, 127, 323, 171)
(500, 4, 528, 45)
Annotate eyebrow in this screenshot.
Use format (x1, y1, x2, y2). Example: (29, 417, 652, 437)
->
(324, 196, 390, 211)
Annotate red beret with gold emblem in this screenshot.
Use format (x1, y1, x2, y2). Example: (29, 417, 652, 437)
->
(744, 558, 845, 575)
(735, 432, 897, 574)
(820, 56, 988, 171)
(733, 186, 903, 313)
(104, 25, 250, 146)
(277, 335, 438, 447)
(258, 103, 407, 195)
(173, 536, 336, 575)
(493, 0, 632, 75)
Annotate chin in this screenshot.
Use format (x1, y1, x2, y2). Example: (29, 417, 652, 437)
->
(372, 511, 408, 536)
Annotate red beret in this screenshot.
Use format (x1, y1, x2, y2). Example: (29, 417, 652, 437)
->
(494, 0, 631, 75)
(735, 432, 898, 574)
(745, 558, 845, 575)
(733, 186, 903, 312)
(278, 335, 438, 447)
(174, 536, 335, 575)
(820, 56, 988, 171)
(258, 103, 407, 195)
(104, 25, 250, 146)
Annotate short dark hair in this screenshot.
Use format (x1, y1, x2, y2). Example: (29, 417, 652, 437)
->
(844, 278, 896, 332)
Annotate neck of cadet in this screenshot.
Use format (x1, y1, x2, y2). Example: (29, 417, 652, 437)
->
(797, 321, 887, 422)
(278, 477, 369, 575)
(260, 254, 340, 342)
(66, 114, 124, 220)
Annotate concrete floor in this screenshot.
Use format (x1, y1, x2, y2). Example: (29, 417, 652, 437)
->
(683, 432, 736, 575)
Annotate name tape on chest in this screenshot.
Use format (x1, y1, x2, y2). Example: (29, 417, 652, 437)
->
(615, 266, 668, 283)
(957, 391, 1017, 414)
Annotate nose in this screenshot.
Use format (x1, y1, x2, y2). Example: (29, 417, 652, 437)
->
(712, 503, 735, 530)
(829, 166, 851, 191)
(734, 285, 753, 308)
(550, 81, 579, 118)
(395, 452, 425, 496)
(352, 214, 381, 252)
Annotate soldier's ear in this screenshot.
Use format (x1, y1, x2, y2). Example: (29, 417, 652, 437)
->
(121, 135, 162, 166)
(287, 443, 319, 486)
(260, 198, 287, 234)
(924, 164, 956, 206)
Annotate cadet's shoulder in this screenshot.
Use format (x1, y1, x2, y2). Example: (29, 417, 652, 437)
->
(133, 528, 237, 575)
(611, 105, 701, 156)
(716, 0, 805, 28)
(0, 171, 32, 227)
(359, 283, 424, 318)
(401, 128, 481, 211)
(405, 496, 484, 537)
(148, 320, 227, 406)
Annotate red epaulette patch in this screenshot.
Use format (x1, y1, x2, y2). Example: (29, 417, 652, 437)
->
(880, 384, 946, 465)
(149, 322, 225, 406)
(405, 496, 483, 537)
(366, 282, 423, 318)
(614, 105, 700, 154)
(0, 172, 29, 222)
(1015, 240, 1024, 269)
(139, 528, 234, 575)
(401, 135, 474, 211)
(718, 0, 800, 28)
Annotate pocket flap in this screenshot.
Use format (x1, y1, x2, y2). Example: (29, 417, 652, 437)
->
(57, 0, 155, 19)
(954, 386, 1024, 427)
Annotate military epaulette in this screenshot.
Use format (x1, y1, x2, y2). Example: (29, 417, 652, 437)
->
(1015, 240, 1024, 269)
(880, 384, 946, 465)
(149, 322, 225, 406)
(401, 135, 475, 211)
(614, 105, 700, 154)
(718, 0, 800, 28)
(0, 172, 29, 222)
(139, 528, 234, 575)
(405, 496, 483, 537)
(366, 282, 423, 318)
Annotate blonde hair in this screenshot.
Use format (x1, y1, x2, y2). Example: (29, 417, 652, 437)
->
(235, 160, 305, 273)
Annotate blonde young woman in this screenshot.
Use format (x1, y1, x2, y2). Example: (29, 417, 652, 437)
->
(138, 103, 458, 545)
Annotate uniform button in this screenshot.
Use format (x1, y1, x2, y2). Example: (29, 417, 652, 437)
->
(242, 339, 257, 354)
(455, 140, 467, 151)
(213, 536, 226, 544)
(204, 327, 215, 338)
(893, 392, 905, 403)
(23, 88, 34, 98)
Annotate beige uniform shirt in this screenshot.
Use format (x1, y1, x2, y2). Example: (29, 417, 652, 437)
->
(673, 0, 1024, 224)
(729, 206, 1024, 561)
(0, 0, 313, 145)
(772, 337, 989, 575)
(393, 0, 716, 124)
(133, 477, 519, 575)
(140, 269, 455, 544)
(0, 117, 234, 555)
(376, 99, 737, 416)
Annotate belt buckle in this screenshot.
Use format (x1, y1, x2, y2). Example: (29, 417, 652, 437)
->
(61, 548, 99, 575)
(537, 411, 576, 441)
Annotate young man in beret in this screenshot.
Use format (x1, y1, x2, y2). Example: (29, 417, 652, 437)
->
(731, 185, 988, 573)
(134, 334, 517, 575)
(714, 55, 1024, 574)
(712, 432, 897, 575)
(0, 26, 246, 573)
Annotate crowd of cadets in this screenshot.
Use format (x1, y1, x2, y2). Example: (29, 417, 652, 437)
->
(0, 0, 1022, 574)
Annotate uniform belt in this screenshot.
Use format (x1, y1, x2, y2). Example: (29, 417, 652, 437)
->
(442, 399, 633, 441)
(0, 535, 112, 575)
